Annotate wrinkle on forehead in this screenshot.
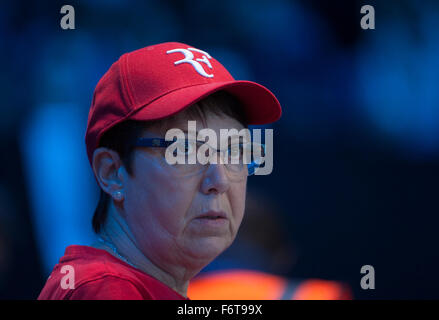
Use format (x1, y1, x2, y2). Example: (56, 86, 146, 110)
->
(141, 107, 244, 138)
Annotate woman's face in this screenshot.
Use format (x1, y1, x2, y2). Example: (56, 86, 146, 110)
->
(121, 111, 247, 271)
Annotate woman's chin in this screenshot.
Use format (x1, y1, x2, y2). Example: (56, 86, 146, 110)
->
(186, 236, 231, 261)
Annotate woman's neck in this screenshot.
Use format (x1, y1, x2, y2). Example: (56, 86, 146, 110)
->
(92, 204, 199, 298)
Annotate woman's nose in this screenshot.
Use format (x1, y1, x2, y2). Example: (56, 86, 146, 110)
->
(200, 163, 230, 195)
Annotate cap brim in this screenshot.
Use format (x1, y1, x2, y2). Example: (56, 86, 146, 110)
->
(130, 80, 282, 125)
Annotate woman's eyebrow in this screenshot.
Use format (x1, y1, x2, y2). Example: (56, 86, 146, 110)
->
(166, 127, 246, 143)
(181, 129, 195, 134)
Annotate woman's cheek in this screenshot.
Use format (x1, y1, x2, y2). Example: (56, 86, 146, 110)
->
(230, 183, 247, 227)
(153, 179, 198, 233)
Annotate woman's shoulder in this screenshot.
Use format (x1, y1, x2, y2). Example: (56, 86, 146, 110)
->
(37, 245, 153, 300)
(38, 245, 187, 300)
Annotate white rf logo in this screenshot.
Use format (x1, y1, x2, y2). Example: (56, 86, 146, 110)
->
(166, 47, 214, 78)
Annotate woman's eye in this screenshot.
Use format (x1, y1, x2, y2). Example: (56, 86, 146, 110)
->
(229, 144, 244, 157)
(177, 141, 194, 155)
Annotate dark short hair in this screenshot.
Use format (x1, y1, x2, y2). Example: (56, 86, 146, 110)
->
(92, 90, 247, 234)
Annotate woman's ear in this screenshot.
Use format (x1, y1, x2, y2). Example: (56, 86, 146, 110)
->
(92, 147, 125, 201)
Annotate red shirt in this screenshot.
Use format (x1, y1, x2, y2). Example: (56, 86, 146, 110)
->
(38, 245, 188, 300)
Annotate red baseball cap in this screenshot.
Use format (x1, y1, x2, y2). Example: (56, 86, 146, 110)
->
(85, 42, 282, 163)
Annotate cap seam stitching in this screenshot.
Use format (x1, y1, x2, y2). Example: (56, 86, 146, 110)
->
(120, 54, 136, 107)
(131, 80, 218, 113)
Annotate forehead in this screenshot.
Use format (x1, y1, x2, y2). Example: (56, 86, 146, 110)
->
(141, 108, 245, 137)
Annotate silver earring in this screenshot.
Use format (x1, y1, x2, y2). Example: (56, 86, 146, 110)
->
(113, 191, 124, 201)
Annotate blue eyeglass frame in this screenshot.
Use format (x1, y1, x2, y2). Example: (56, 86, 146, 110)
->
(132, 138, 263, 176)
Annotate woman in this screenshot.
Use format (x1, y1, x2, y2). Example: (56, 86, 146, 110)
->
(38, 42, 282, 299)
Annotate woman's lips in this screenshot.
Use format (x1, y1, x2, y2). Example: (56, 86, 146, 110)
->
(196, 210, 227, 219)
(193, 211, 229, 229)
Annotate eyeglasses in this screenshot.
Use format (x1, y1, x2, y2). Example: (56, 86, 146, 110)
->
(132, 138, 266, 180)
